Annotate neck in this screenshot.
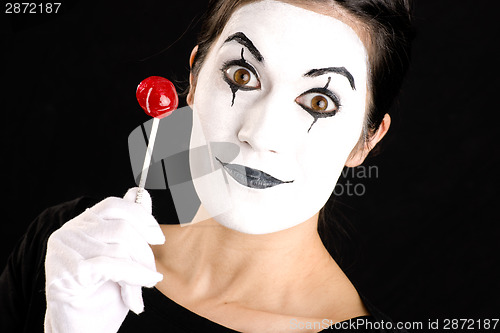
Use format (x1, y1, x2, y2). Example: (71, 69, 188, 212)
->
(153, 208, 337, 302)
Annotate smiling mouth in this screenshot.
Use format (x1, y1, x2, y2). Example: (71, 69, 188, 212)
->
(215, 157, 294, 189)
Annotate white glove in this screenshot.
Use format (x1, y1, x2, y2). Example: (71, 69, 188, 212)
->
(44, 188, 165, 333)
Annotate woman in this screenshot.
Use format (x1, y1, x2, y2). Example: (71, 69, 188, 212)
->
(1, 0, 412, 332)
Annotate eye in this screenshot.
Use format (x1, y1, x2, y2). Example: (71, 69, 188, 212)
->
(224, 64, 261, 90)
(295, 89, 340, 117)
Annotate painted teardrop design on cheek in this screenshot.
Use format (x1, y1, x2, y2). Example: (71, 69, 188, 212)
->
(307, 77, 332, 133)
(230, 85, 238, 107)
(229, 48, 247, 107)
(307, 118, 318, 133)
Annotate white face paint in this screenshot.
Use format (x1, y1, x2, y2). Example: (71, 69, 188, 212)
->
(190, 0, 369, 234)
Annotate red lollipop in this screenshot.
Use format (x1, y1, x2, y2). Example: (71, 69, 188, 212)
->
(136, 76, 179, 118)
(135, 76, 179, 204)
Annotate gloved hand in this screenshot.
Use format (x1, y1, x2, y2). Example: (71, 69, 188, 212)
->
(44, 188, 165, 333)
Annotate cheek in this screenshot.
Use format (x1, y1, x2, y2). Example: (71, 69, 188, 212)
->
(298, 141, 346, 192)
(192, 67, 234, 138)
(299, 99, 367, 182)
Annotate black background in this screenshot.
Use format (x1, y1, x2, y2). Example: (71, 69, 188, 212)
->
(1, 0, 499, 326)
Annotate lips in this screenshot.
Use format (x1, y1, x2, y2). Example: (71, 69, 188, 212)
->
(216, 157, 293, 189)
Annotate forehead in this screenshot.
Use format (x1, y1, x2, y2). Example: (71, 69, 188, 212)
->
(216, 0, 368, 80)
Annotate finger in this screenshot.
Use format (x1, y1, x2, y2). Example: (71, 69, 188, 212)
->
(120, 283, 145, 314)
(94, 242, 157, 272)
(80, 256, 163, 287)
(76, 219, 156, 268)
(50, 224, 156, 272)
(88, 200, 165, 245)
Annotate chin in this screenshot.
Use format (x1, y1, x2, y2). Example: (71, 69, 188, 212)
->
(209, 205, 315, 235)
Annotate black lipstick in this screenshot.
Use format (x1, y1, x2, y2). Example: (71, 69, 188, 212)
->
(215, 157, 293, 189)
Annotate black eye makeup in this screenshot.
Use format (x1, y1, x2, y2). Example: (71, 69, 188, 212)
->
(221, 48, 261, 106)
(295, 77, 342, 132)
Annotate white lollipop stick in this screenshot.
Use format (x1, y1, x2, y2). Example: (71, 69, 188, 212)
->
(136, 117, 160, 204)
(134, 76, 178, 204)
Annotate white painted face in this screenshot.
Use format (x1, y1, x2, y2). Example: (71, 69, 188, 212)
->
(190, 0, 369, 234)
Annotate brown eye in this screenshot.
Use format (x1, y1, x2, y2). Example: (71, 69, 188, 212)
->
(234, 68, 250, 85)
(311, 95, 328, 111)
(224, 65, 260, 89)
(295, 92, 339, 114)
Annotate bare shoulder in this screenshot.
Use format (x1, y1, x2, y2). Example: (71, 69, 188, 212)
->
(292, 259, 370, 323)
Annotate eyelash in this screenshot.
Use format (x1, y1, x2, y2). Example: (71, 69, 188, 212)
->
(221, 59, 260, 91)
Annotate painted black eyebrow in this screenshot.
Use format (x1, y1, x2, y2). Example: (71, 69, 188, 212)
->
(304, 67, 356, 90)
(223, 32, 264, 63)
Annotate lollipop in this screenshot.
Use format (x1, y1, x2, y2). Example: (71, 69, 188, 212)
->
(135, 76, 179, 203)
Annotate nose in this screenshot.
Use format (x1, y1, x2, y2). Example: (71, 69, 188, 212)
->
(237, 89, 301, 154)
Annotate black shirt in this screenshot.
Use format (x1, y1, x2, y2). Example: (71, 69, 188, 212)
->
(0, 197, 407, 332)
